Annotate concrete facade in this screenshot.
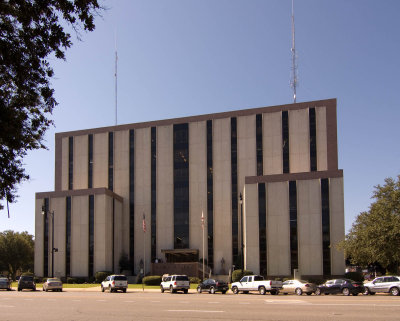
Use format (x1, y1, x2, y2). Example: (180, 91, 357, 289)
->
(35, 98, 345, 278)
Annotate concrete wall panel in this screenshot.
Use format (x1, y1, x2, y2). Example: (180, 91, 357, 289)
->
(71, 196, 89, 277)
(297, 179, 323, 276)
(52, 197, 66, 277)
(329, 177, 346, 275)
(316, 107, 328, 171)
(61, 137, 69, 191)
(289, 109, 310, 173)
(134, 128, 151, 275)
(189, 121, 207, 258)
(34, 198, 45, 276)
(93, 132, 108, 188)
(243, 184, 259, 274)
(267, 181, 290, 276)
(263, 112, 282, 175)
(73, 135, 88, 190)
(213, 118, 232, 273)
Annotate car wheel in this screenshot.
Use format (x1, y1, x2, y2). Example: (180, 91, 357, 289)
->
(161, 286, 164, 293)
(342, 288, 350, 296)
(315, 288, 321, 296)
(43, 287, 45, 292)
(170, 286, 174, 294)
(60, 289, 62, 292)
(295, 288, 303, 296)
(259, 286, 266, 295)
(210, 287, 215, 294)
(390, 287, 400, 296)
(222, 290, 226, 294)
(45, 288, 48, 292)
(18, 288, 21, 292)
(123, 288, 127, 293)
(232, 286, 239, 294)
(109, 285, 112, 293)
(363, 287, 370, 295)
(197, 286, 202, 294)
(183, 289, 188, 294)
(101, 285, 105, 292)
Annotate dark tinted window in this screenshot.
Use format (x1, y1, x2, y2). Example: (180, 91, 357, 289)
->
(176, 276, 189, 281)
(113, 276, 127, 281)
(254, 275, 264, 281)
(21, 276, 33, 281)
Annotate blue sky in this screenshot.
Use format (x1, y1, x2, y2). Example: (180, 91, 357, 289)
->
(1, 0, 399, 235)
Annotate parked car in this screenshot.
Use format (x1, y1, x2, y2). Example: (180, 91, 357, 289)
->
(197, 279, 229, 294)
(42, 278, 63, 292)
(281, 279, 316, 295)
(231, 275, 282, 295)
(364, 276, 400, 296)
(101, 275, 128, 293)
(0, 277, 11, 291)
(18, 275, 36, 291)
(315, 279, 364, 296)
(160, 275, 190, 293)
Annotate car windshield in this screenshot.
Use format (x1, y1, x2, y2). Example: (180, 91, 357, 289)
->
(21, 276, 33, 281)
(114, 276, 127, 281)
(48, 278, 60, 282)
(176, 276, 189, 281)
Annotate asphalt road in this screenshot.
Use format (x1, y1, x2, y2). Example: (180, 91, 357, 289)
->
(1, 288, 399, 321)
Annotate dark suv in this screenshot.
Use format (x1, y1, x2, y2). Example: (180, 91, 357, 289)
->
(18, 275, 36, 291)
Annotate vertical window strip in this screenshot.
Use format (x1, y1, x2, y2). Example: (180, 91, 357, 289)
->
(88, 134, 93, 188)
(173, 123, 189, 249)
(151, 127, 157, 262)
(108, 132, 114, 191)
(112, 198, 115, 272)
(309, 108, 317, 171)
(282, 111, 289, 173)
(43, 198, 49, 277)
(231, 117, 239, 267)
(258, 183, 267, 276)
(66, 196, 71, 277)
(206, 120, 213, 269)
(129, 129, 135, 271)
(289, 181, 298, 272)
(68, 137, 73, 190)
(88, 195, 94, 278)
(256, 114, 263, 176)
(321, 178, 331, 276)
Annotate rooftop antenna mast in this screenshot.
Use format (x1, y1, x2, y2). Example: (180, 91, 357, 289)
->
(290, 0, 298, 103)
(114, 29, 118, 125)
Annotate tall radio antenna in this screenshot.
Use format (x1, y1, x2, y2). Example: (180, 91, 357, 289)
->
(290, 0, 298, 103)
(114, 29, 118, 125)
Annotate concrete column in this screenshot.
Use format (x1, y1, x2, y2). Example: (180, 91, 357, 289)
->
(243, 184, 259, 274)
(61, 137, 69, 191)
(134, 127, 151, 275)
(189, 121, 207, 259)
(157, 125, 174, 258)
(73, 135, 88, 190)
(263, 112, 282, 175)
(93, 132, 108, 189)
(316, 107, 328, 171)
(267, 181, 290, 276)
(329, 177, 346, 275)
(213, 118, 232, 274)
(34, 198, 44, 277)
(114, 130, 130, 257)
(289, 109, 310, 173)
(297, 179, 323, 276)
(71, 196, 89, 277)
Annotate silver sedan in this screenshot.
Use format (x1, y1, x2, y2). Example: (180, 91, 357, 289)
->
(0, 277, 11, 291)
(43, 278, 63, 292)
(281, 279, 317, 295)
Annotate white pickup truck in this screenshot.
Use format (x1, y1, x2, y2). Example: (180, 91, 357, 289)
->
(231, 275, 282, 295)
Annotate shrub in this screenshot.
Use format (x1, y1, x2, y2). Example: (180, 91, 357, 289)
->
(95, 271, 112, 283)
(142, 275, 162, 285)
(190, 277, 201, 284)
(232, 269, 253, 282)
(67, 277, 77, 284)
(345, 271, 364, 282)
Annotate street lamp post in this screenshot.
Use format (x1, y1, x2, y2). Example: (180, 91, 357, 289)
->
(239, 192, 244, 270)
(41, 207, 58, 277)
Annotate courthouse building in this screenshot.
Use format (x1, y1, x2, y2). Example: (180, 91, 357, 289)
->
(35, 98, 345, 279)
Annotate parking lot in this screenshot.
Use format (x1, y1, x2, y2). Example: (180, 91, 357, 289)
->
(1, 287, 400, 320)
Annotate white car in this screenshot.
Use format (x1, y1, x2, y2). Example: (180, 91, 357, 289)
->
(160, 275, 190, 293)
(101, 275, 128, 293)
(364, 276, 400, 296)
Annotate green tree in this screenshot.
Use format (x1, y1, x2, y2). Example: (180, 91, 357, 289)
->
(0, 230, 34, 280)
(337, 175, 400, 274)
(0, 0, 102, 211)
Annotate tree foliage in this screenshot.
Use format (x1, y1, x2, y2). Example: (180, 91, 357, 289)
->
(337, 175, 400, 273)
(0, 0, 102, 210)
(0, 230, 34, 279)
